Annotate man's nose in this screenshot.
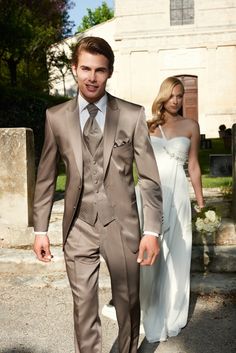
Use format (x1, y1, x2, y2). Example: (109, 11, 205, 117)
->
(89, 71, 96, 81)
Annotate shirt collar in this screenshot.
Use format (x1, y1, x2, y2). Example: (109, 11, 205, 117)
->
(78, 93, 107, 115)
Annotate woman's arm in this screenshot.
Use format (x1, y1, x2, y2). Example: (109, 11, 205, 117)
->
(188, 121, 205, 209)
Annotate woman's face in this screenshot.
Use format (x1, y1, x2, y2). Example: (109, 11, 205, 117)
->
(164, 84, 184, 115)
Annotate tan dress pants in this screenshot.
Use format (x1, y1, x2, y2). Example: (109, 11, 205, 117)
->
(64, 216, 140, 353)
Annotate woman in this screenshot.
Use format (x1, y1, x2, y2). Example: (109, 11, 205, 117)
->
(140, 76, 204, 342)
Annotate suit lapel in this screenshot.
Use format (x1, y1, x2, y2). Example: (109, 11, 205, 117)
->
(103, 94, 119, 178)
(66, 97, 83, 178)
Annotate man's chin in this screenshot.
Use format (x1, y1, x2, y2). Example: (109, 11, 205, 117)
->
(82, 91, 104, 103)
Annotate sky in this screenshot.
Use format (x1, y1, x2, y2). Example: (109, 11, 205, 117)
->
(69, 0, 114, 34)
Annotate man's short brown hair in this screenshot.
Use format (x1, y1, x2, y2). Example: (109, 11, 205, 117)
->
(72, 36, 114, 72)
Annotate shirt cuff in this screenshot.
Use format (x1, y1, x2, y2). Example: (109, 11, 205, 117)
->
(143, 231, 160, 238)
(34, 231, 48, 236)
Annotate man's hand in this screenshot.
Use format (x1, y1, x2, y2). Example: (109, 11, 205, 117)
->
(33, 235, 53, 262)
(137, 235, 160, 266)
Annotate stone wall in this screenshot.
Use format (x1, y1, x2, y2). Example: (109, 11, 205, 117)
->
(0, 128, 35, 247)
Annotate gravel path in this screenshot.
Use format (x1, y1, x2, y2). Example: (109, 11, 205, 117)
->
(0, 275, 235, 353)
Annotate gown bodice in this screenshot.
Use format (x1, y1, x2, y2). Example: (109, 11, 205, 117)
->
(150, 125, 190, 166)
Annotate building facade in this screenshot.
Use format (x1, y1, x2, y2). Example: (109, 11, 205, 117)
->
(50, 0, 236, 137)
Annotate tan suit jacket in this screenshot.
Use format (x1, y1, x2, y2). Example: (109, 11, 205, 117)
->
(33, 93, 162, 252)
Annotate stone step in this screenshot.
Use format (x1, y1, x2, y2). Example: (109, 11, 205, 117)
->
(190, 272, 236, 295)
(48, 219, 236, 247)
(191, 245, 236, 272)
(0, 247, 109, 279)
(0, 247, 111, 289)
(0, 265, 235, 296)
(1, 248, 236, 294)
(1, 245, 236, 277)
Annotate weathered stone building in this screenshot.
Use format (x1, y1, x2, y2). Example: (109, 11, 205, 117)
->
(50, 0, 236, 137)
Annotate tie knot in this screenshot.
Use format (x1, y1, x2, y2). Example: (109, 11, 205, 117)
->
(87, 103, 99, 119)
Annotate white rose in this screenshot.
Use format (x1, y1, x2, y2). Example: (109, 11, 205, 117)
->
(205, 210, 216, 223)
(203, 224, 213, 233)
(196, 218, 204, 231)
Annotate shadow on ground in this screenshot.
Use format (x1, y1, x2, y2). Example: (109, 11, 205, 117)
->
(138, 338, 159, 353)
(1, 349, 49, 353)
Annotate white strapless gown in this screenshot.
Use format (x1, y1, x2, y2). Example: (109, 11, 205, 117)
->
(140, 127, 192, 342)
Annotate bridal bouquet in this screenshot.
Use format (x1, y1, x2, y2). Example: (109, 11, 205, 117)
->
(193, 206, 221, 234)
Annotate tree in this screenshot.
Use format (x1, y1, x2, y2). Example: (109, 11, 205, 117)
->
(0, 0, 75, 89)
(47, 42, 74, 96)
(77, 1, 114, 33)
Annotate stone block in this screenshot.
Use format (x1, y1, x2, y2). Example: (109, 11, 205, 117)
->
(0, 128, 35, 228)
(191, 245, 236, 273)
(209, 154, 232, 177)
(0, 128, 35, 247)
(0, 224, 34, 248)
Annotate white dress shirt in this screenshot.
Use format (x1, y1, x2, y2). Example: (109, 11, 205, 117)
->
(79, 93, 107, 132)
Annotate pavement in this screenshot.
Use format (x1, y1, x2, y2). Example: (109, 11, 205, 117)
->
(0, 187, 236, 352)
(0, 248, 236, 353)
(0, 273, 235, 353)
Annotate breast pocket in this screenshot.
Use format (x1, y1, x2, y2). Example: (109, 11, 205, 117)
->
(112, 141, 133, 164)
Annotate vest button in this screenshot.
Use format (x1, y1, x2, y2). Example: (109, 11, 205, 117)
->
(94, 180, 98, 184)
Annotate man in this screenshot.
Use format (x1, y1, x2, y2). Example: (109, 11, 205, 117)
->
(33, 36, 162, 353)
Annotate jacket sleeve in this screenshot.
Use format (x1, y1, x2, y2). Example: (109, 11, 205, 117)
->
(33, 111, 60, 232)
(133, 107, 163, 234)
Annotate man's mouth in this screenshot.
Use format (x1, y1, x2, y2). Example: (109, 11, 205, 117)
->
(86, 84, 98, 92)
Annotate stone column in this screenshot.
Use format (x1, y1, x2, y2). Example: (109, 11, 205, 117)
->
(0, 128, 35, 247)
(232, 123, 236, 222)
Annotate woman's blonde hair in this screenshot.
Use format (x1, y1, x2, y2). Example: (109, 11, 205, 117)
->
(147, 77, 184, 132)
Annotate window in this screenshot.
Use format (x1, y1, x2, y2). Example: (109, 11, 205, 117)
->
(170, 0, 194, 25)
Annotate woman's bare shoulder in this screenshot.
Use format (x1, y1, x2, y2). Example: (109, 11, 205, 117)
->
(182, 117, 199, 129)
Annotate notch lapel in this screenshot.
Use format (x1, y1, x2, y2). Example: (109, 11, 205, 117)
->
(66, 98, 83, 179)
(103, 95, 119, 178)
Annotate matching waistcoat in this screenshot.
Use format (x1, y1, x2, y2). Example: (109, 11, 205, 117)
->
(77, 137, 115, 226)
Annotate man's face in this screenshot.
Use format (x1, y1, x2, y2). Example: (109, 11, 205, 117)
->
(72, 50, 112, 103)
